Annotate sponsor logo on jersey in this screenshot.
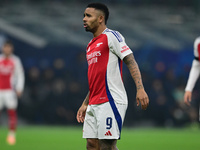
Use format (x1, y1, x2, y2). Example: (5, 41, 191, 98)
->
(0, 64, 14, 75)
(87, 51, 101, 66)
(121, 45, 130, 53)
(105, 131, 112, 136)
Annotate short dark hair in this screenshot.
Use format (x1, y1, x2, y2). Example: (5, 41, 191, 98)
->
(87, 3, 109, 25)
(4, 40, 13, 46)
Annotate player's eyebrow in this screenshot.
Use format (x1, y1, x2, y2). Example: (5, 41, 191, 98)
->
(84, 13, 92, 17)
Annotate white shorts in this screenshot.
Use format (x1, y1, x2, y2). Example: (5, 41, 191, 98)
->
(0, 90, 17, 110)
(83, 101, 127, 139)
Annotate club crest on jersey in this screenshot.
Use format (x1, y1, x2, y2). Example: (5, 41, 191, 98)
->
(87, 47, 91, 53)
(95, 42, 103, 48)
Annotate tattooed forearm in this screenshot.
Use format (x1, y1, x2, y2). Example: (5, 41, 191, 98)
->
(83, 91, 90, 105)
(123, 53, 144, 90)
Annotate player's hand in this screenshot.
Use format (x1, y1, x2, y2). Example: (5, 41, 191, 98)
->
(136, 89, 149, 110)
(16, 91, 23, 98)
(76, 104, 87, 123)
(184, 91, 192, 106)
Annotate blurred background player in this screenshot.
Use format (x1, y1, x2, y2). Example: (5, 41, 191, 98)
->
(0, 40, 25, 145)
(184, 37, 200, 118)
(184, 37, 200, 105)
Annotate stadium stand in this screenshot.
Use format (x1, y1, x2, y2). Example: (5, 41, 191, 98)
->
(0, 0, 199, 126)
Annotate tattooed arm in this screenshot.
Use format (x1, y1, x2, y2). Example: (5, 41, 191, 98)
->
(123, 53, 149, 110)
(83, 92, 89, 105)
(123, 53, 144, 90)
(77, 91, 89, 123)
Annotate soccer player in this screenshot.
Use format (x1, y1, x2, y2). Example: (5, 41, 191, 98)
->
(76, 3, 149, 150)
(184, 37, 200, 106)
(0, 40, 25, 145)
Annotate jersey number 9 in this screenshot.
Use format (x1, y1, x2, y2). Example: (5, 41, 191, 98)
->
(106, 117, 112, 129)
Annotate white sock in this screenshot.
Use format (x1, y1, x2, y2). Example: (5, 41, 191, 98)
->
(8, 131, 15, 137)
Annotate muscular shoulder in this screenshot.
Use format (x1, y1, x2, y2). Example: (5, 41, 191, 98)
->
(103, 28, 132, 59)
(103, 28, 124, 43)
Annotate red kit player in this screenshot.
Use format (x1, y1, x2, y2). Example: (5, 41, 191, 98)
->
(0, 40, 24, 145)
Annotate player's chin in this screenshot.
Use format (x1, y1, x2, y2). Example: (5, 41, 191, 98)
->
(84, 27, 90, 32)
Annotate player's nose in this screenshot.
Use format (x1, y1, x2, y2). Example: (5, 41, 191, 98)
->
(83, 17, 86, 22)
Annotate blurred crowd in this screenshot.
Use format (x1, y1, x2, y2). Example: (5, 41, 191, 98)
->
(0, 0, 199, 127)
(18, 52, 88, 125)
(15, 48, 199, 127)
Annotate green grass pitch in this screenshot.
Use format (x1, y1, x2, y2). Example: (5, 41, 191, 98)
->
(0, 126, 199, 150)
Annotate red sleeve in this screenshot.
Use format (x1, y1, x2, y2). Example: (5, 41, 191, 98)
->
(198, 43, 200, 61)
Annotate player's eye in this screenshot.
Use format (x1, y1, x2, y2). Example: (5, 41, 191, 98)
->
(84, 13, 91, 17)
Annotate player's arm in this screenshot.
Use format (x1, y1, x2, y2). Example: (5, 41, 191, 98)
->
(15, 58, 25, 98)
(184, 59, 200, 106)
(123, 53, 149, 110)
(76, 91, 89, 123)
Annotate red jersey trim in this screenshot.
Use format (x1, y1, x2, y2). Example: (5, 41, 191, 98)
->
(198, 43, 200, 61)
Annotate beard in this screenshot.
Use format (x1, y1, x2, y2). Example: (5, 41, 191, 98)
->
(84, 25, 98, 34)
(85, 27, 90, 32)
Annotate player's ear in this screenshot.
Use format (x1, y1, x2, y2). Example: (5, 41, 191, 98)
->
(99, 15, 104, 24)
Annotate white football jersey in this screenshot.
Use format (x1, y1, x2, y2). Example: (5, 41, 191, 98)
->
(86, 28, 132, 105)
